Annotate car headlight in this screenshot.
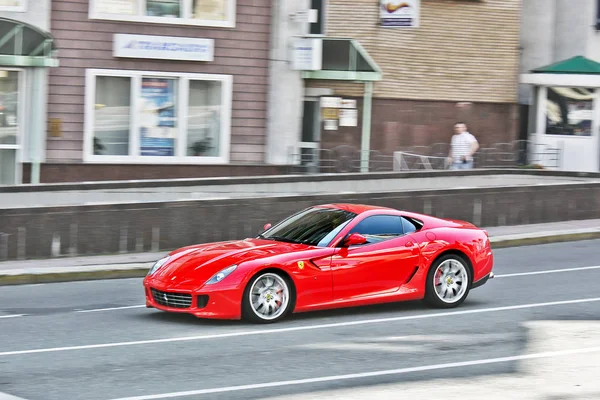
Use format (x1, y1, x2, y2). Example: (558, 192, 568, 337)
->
(205, 265, 237, 285)
(148, 256, 170, 276)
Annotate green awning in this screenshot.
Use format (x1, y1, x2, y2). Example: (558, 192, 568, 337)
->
(0, 18, 59, 67)
(302, 38, 382, 81)
(532, 56, 600, 75)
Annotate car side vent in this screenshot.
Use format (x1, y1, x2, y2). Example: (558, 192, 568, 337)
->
(405, 266, 420, 283)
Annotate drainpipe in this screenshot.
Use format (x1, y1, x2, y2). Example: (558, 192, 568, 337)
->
(29, 68, 42, 184)
(360, 81, 373, 173)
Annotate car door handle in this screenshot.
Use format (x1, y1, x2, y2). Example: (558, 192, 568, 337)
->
(405, 241, 414, 247)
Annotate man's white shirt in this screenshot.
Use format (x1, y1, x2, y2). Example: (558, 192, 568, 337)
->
(451, 132, 478, 163)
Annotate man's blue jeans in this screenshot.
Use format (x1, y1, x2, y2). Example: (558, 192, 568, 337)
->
(451, 161, 474, 170)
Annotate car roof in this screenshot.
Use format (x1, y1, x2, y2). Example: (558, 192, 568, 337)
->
(315, 203, 395, 214)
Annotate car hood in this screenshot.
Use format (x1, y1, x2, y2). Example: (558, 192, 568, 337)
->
(150, 238, 312, 287)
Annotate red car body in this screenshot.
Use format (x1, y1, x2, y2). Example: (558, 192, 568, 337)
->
(143, 204, 494, 320)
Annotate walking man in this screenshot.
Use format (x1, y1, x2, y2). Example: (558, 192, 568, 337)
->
(447, 122, 479, 169)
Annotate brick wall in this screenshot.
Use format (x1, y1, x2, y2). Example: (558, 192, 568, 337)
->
(47, 0, 271, 163)
(317, 96, 519, 154)
(312, 0, 521, 103)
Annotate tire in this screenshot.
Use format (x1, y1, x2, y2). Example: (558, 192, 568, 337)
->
(242, 271, 295, 323)
(424, 254, 472, 308)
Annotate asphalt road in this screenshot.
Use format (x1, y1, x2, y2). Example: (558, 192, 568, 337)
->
(1, 239, 600, 400)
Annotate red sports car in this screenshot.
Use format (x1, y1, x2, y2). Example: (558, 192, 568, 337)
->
(143, 204, 494, 323)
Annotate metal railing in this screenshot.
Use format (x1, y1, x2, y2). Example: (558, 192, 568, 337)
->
(288, 140, 562, 173)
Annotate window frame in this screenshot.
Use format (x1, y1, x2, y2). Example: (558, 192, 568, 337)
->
(83, 68, 232, 164)
(88, 0, 236, 28)
(0, 67, 25, 185)
(0, 0, 27, 12)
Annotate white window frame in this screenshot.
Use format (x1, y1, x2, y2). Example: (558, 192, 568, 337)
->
(84, 69, 232, 165)
(0, 67, 25, 184)
(89, 0, 236, 28)
(0, 0, 27, 12)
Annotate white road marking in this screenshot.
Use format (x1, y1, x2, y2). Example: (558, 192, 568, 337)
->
(0, 314, 25, 319)
(1, 296, 599, 357)
(107, 345, 600, 400)
(495, 265, 600, 278)
(74, 305, 146, 313)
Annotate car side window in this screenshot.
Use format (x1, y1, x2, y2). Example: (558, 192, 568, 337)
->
(401, 217, 417, 234)
(349, 215, 405, 244)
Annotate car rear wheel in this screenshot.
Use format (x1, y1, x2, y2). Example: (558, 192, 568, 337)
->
(424, 254, 472, 308)
(242, 272, 294, 323)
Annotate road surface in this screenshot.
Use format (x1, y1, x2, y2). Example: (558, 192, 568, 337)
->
(1, 239, 600, 400)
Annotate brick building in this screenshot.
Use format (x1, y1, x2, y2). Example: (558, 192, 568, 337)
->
(304, 0, 522, 158)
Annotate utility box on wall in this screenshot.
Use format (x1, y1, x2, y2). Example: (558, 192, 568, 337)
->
(291, 37, 322, 71)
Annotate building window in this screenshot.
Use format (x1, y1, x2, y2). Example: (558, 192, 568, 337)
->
(0, 0, 26, 12)
(0, 69, 21, 185)
(309, 0, 325, 35)
(545, 87, 594, 136)
(90, 0, 235, 27)
(85, 69, 232, 164)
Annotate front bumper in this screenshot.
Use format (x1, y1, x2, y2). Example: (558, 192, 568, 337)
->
(143, 279, 242, 320)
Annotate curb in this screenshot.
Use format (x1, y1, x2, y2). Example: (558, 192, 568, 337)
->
(0, 231, 599, 286)
(490, 230, 600, 249)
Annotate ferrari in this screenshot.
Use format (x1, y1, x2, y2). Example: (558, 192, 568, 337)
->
(143, 203, 494, 323)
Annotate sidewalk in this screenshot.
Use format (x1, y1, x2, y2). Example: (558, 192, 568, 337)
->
(0, 219, 599, 285)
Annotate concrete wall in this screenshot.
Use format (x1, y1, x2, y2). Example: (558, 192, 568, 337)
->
(1, 174, 600, 260)
(519, 0, 599, 105)
(265, 0, 308, 165)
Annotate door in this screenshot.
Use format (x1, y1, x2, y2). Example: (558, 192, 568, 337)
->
(0, 69, 21, 185)
(299, 99, 321, 172)
(330, 215, 421, 301)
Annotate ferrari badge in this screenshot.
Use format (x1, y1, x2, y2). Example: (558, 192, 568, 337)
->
(297, 261, 305, 270)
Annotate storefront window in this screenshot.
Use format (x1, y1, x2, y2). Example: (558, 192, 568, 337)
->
(0, 149, 16, 185)
(140, 78, 177, 156)
(91, 0, 233, 26)
(86, 70, 231, 163)
(187, 80, 221, 157)
(545, 87, 594, 136)
(0, 70, 19, 146)
(94, 76, 131, 156)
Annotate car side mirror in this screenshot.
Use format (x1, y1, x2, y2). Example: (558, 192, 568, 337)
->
(342, 233, 367, 247)
(263, 223, 272, 231)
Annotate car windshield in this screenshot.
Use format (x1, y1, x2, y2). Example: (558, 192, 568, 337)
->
(260, 207, 357, 247)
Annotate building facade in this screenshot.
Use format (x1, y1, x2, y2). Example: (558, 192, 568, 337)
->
(520, 0, 600, 172)
(0, 0, 57, 185)
(4, 0, 524, 183)
(267, 0, 522, 171)
(19, 0, 284, 183)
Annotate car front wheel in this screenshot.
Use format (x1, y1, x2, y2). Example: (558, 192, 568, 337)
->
(242, 271, 294, 323)
(424, 254, 472, 308)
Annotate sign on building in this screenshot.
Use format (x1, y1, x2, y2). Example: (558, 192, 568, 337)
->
(291, 37, 323, 70)
(379, 0, 420, 28)
(113, 34, 215, 62)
